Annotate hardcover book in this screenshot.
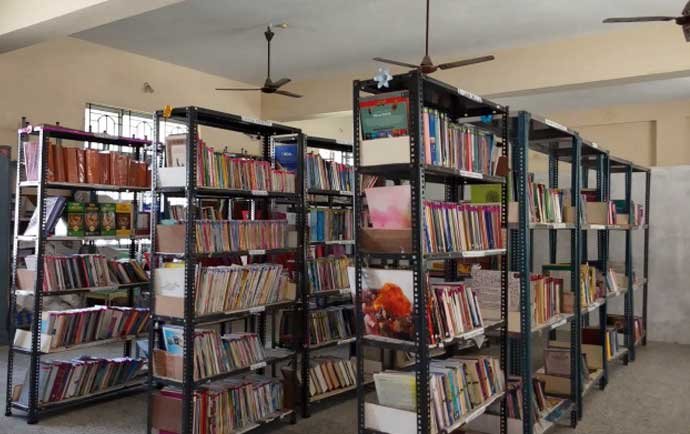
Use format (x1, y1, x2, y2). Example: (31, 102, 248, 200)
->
(66, 202, 85, 237)
(84, 203, 100, 236)
(100, 203, 116, 236)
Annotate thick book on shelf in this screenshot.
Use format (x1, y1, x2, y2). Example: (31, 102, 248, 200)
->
(280, 305, 354, 347)
(422, 201, 504, 253)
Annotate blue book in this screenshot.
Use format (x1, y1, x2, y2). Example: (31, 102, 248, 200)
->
(274, 143, 298, 172)
(429, 110, 437, 165)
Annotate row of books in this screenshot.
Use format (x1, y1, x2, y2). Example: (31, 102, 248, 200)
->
(428, 282, 484, 344)
(531, 275, 563, 326)
(194, 264, 290, 315)
(153, 376, 283, 434)
(65, 201, 134, 237)
(528, 182, 565, 224)
(542, 263, 599, 311)
(306, 357, 356, 397)
(194, 219, 288, 253)
(161, 327, 265, 378)
(309, 208, 353, 242)
(18, 356, 145, 405)
(196, 141, 295, 192)
(306, 152, 354, 192)
(279, 305, 354, 347)
(15, 306, 150, 352)
(24, 141, 149, 187)
(612, 199, 646, 226)
(40, 254, 147, 292)
(371, 356, 504, 433)
(422, 201, 504, 253)
(422, 108, 498, 175)
(504, 377, 556, 421)
(306, 256, 350, 294)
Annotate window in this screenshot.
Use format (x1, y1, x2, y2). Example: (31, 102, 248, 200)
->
(84, 103, 186, 145)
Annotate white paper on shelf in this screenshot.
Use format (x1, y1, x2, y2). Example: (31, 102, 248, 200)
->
(240, 116, 272, 127)
(250, 361, 267, 371)
(544, 118, 568, 133)
(249, 306, 265, 314)
(457, 88, 483, 103)
(250, 190, 268, 196)
(248, 249, 266, 255)
(459, 170, 484, 180)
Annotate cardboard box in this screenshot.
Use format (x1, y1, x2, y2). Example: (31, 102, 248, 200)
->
(582, 344, 604, 370)
(360, 228, 412, 253)
(585, 202, 609, 225)
(155, 295, 184, 318)
(158, 166, 186, 188)
(151, 392, 183, 434)
(156, 224, 185, 253)
(561, 292, 574, 314)
(16, 269, 36, 291)
(508, 202, 518, 224)
(360, 136, 410, 166)
(152, 349, 184, 381)
(615, 213, 629, 225)
(535, 372, 571, 396)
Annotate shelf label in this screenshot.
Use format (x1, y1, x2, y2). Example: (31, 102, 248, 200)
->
(339, 190, 353, 196)
(463, 251, 485, 258)
(544, 118, 568, 133)
(551, 318, 568, 329)
(459, 170, 484, 180)
(337, 338, 356, 346)
(250, 361, 267, 371)
(551, 223, 566, 229)
(249, 306, 266, 314)
(241, 116, 273, 127)
(251, 190, 269, 196)
(339, 288, 352, 295)
(457, 88, 483, 104)
(591, 142, 599, 149)
(248, 249, 266, 255)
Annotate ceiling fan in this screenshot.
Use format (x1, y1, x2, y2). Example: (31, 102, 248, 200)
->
(216, 25, 302, 98)
(603, 0, 690, 41)
(373, 0, 495, 74)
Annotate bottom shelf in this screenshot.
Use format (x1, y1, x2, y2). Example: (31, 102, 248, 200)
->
(309, 375, 374, 404)
(231, 409, 295, 434)
(583, 368, 605, 397)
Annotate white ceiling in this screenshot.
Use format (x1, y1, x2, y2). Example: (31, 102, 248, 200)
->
(74, 0, 686, 85)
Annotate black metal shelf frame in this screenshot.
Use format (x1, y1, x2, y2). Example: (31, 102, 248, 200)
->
(353, 70, 509, 434)
(147, 107, 304, 434)
(5, 123, 151, 424)
(511, 111, 583, 433)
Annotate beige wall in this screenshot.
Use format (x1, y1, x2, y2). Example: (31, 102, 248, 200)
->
(0, 37, 262, 155)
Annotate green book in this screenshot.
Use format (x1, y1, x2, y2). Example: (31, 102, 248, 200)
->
(66, 202, 85, 237)
(84, 203, 100, 236)
(470, 184, 502, 203)
(100, 203, 116, 236)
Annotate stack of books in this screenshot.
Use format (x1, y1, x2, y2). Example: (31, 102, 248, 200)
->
(528, 182, 564, 223)
(196, 142, 295, 192)
(309, 208, 353, 242)
(194, 264, 290, 315)
(428, 283, 484, 344)
(422, 201, 503, 253)
(306, 153, 354, 192)
(306, 357, 357, 397)
(422, 109, 498, 176)
(153, 376, 284, 434)
(194, 219, 288, 253)
(14, 306, 149, 351)
(23, 141, 149, 187)
(306, 256, 350, 294)
(369, 356, 504, 433)
(17, 356, 145, 406)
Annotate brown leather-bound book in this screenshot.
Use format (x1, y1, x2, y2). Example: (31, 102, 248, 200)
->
(76, 149, 86, 183)
(109, 152, 118, 186)
(99, 152, 111, 185)
(145, 164, 151, 188)
(85, 149, 100, 184)
(47, 142, 56, 182)
(63, 147, 79, 183)
(119, 154, 131, 186)
(55, 144, 65, 182)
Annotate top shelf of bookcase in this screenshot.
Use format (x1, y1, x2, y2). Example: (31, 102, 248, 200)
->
(159, 106, 300, 136)
(609, 155, 650, 173)
(307, 136, 353, 153)
(358, 71, 506, 118)
(20, 124, 151, 148)
(358, 164, 505, 185)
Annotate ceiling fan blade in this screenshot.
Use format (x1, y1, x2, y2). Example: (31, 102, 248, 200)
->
(438, 55, 495, 70)
(272, 78, 291, 88)
(684, 24, 690, 42)
(215, 88, 262, 91)
(684, 0, 690, 16)
(373, 57, 420, 69)
(603, 16, 677, 23)
(273, 89, 303, 98)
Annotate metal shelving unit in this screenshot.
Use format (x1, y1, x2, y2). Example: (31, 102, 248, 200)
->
(5, 124, 151, 424)
(353, 70, 509, 434)
(147, 106, 304, 434)
(511, 111, 583, 434)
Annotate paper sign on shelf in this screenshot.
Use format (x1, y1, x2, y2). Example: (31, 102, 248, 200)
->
(457, 88, 483, 103)
(459, 170, 484, 180)
(250, 361, 267, 371)
(544, 118, 568, 133)
(241, 116, 273, 127)
(249, 306, 265, 314)
(552, 318, 568, 329)
(251, 190, 269, 196)
(248, 249, 266, 255)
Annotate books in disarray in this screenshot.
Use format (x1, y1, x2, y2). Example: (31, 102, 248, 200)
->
(309, 208, 353, 242)
(307, 357, 357, 397)
(195, 219, 288, 253)
(504, 376, 557, 421)
(41, 254, 147, 292)
(17, 356, 144, 406)
(153, 375, 284, 434)
(528, 182, 565, 224)
(371, 356, 505, 433)
(422, 201, 504, 254)
(306, 152, 354, 192)
(194, 264, 290, 315)
(428, 283, 484, 344)
(160, 327, 265, 379)
(196, 141, 295, 192)
(14, 305, 150, 352)
(422, 108, 498, 176)
(306, 256, 350, 294)
(23, 197, 66, 237)
(279, 305, 353, 347)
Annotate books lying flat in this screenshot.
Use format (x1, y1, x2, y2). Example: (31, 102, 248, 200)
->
(305, 357, 357, 397)
(306, 152, 353, 192)
(369, 356, 504, 433)
(196, 141, 295, 193)
(422, 201, 504, 254)
(423, 108, 498, 176)
(154, 263, 292, 317)
(306, 256, 350, 294)
(13, 305, 149, 352)
(428, 283, 484, 344)
(152, 375, 284, 434)
(195, 219, 288, 253)
(17, 356, 144, 406)
(309, 208, 353, 242)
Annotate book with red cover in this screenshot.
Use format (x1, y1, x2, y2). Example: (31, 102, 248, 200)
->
(63, 147, 79, 183)
(47, 142, 57, 182)
(85, 149, 100, 184)
(55, 144, 66, 182)
(76, 149, 86, 183)
(99, 152, 111, 185)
